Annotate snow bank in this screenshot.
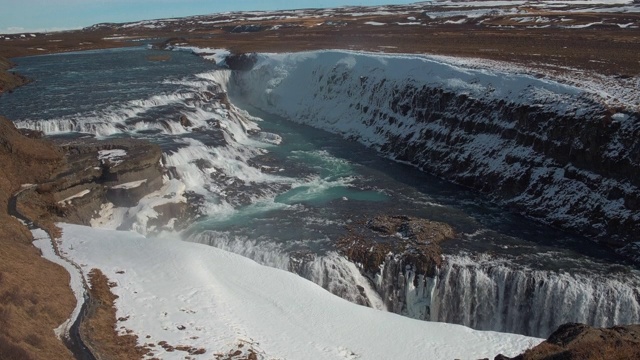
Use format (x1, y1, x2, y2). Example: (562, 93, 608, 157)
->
(57, 223, 541, 360)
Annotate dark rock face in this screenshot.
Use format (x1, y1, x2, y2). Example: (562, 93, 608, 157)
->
(17, 138, 164, 226)
(370, 86, 640, 254)
(337, 215, 455, 316)
(227, 24, 265, 33)
(225, 53, 258, 71)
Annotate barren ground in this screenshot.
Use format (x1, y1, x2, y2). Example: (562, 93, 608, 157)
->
(1, 2, 639, 76)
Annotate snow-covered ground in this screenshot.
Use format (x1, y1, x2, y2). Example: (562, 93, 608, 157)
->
(47, 223, 541, 360)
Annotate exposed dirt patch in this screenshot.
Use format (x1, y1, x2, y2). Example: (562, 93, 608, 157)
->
(80, 269, 146, 360)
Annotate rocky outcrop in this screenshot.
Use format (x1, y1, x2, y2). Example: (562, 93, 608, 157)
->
(16, 137, 164, 227)
(337, 215, 455, 317)
(225, 53, 258, 71)
(498, 323, 640, 360)
(0, 56, 29, 94)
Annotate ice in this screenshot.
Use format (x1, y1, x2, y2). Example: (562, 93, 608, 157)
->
(98, 149, 126, 166)
(55, 223, 541, 360)
(171, 46, 231, 65)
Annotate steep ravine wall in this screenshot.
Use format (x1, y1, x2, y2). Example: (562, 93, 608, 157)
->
(230, 51, 640, 263)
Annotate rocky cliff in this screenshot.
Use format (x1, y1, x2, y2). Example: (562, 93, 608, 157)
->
(0, 116, 76, 359)
(336, 215, 455, 318)
(14, 136, 165, 230)
(232, 51, 640, 264)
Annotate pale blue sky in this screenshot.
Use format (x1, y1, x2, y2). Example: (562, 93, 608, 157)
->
(0, 0, 415, 34)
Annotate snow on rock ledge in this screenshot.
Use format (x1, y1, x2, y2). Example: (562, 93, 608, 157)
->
(231, 50, 640, 262)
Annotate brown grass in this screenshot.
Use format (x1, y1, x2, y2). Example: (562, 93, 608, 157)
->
(1, 8, 639, 77)
(0, 233, 76, 360)
(80, 269, 146, 360)
(0, 116, 76, 359)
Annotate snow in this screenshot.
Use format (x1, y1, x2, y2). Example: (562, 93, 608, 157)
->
(170, 46, 231, 65)
(58, 189, 91, 204)
(56, 223, 541, 360)
(111, 179, 147, 189)
(364, 21, 386, 26)
(32, 229, 85, 339)
(98, 149, 127, 166)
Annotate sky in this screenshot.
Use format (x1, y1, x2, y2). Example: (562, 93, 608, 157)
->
(0, 0, 416, 34)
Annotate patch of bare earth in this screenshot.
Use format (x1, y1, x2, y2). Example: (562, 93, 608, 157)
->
(80, 269, 146, 360)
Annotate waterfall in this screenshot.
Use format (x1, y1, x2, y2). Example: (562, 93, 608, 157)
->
(189, 230, 385, 311)
(378, 254, 640, 338)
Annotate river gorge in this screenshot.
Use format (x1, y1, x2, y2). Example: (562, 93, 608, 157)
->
(1, 46, 638, 340)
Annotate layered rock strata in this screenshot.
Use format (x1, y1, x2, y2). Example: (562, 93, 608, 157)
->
(337, 215, 455, 317)
(15, 138, 164, 227)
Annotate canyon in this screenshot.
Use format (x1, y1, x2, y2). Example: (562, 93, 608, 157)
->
(1, 1, 639, 359)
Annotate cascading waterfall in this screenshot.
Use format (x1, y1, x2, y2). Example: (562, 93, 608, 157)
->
(190, 230, 385, 310)
(380, 254, 640, 338)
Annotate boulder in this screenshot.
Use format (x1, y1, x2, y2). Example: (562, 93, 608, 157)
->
(336, 215, 455, 316)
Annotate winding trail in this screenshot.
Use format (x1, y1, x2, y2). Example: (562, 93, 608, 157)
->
(8, 186, 97, 360)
